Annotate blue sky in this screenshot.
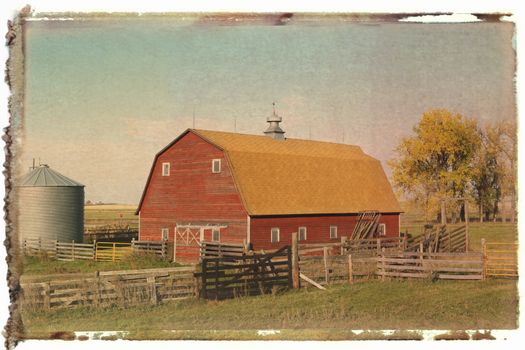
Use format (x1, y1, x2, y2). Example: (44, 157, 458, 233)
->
(21, 16, 515, 204)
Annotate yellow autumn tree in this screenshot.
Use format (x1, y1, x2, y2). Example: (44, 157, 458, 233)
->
(389, 109, 480, 221)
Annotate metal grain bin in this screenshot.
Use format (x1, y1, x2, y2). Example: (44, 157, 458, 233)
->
(17, 165, 84, 243)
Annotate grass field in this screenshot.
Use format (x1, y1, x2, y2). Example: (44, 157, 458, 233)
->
(22, 254, 180, 276)
(84, 204, 138, 229)
(20, 279, 517, 340)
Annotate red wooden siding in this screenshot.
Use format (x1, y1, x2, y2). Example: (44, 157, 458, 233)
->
(250, 213, 400, 250)
(139, 132, 248, 243)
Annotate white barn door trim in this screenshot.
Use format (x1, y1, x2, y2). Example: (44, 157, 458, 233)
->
(173, 223, 227, 262)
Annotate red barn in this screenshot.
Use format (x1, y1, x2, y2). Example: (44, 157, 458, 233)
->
(136, 117, 401, 261)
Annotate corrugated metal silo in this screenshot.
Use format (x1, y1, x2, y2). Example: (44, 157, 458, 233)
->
(17, 164, 85, 243)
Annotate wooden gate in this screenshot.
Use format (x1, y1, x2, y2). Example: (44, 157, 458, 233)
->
(174, 225, 202, 262)
(95, 242, 132, 261)
(197, 245, 292, 300)
(484, 242, 518, 278)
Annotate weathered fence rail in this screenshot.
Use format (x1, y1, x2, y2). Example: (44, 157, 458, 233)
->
(19, 266, 197, 311)
(406, 225, 467, 253)
(23, 238, 170, 262)
(483, 240, 518, 278)
(197, 245, 292, 300)
(56, 241, 95, 261)
(200, 241, 246, 259)
(376, 251, 484, 280)
(131, 240, 168, 258)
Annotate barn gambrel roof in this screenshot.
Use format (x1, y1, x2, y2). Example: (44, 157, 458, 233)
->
(136, 129, 401, 216)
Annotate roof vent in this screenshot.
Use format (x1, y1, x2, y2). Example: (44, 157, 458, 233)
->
(264, 103, 285, 140)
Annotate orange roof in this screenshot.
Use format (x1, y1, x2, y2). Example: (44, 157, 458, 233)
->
(192, 129, 401, 215)
(136, 129, 401, 216)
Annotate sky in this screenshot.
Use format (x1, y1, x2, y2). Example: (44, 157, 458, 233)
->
(20, 15, 516, 204)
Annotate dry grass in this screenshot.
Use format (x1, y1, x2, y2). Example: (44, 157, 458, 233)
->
(21, 279, 517, 340)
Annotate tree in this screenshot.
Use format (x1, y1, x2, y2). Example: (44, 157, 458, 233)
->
(470, 126, 503, 222)
(389, 109, 480, 221)
(483, 120, 517, 222)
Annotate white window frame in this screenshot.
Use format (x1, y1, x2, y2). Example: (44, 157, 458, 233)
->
(212, 228, 220, 242)
(330, 225, 338, 239)
(378, 223, 386, 236)
(271, 227, 280, 243)
(298, 226, 307, 241)
(162, 162, 170, 176)
(161, 228, 169, 241)
(212, 159, 221, 173)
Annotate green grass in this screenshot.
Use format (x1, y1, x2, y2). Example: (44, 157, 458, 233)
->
(401, 222, 517, 251)
(22, 254, 181, 276)
(20, 279, 517, 340)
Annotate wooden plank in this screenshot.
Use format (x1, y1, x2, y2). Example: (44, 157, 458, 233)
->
(376, 271, 429, 278)
(437, 274, 482, 280)
(299, 273, 327, 290)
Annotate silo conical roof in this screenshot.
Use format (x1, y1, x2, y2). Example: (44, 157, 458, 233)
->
(19, 165, 84, 187)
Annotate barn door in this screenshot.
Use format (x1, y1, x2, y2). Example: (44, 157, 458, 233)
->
(173, 225, 202, 262)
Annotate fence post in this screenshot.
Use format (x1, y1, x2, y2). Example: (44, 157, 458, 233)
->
(481, 238, 486, 280)
(465, 201, 470, 252)
(348, 254, 353, 284)
(292, 232, 300, 289)
(323, 246, 329, 285)
(72, 240, 75, 261)
(94, 271, 101, 306)
(201, 259, 207, 299)
(376, 238, 381, 255)
(54, 240, 58, 259)
(379, 248, 385, 282)
(340, 236, 347, 255)
(402, 235, 407, 251)
(112, 243, 116, 262)
(147, 276, 158, 305)
(43, 282, 51, 310)
(93, 240, 97, 261)
(38, 238, 42, 254)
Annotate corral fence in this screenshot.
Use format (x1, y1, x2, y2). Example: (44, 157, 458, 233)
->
(22, 238, 168, 262)
(376, 251, 484, 280)
(196, 245, 292, 300)
(19, 266, 197, 311)
(406, 225, 467, 253)
(482, 240, 518, 278)
(200, 241, 246, 259)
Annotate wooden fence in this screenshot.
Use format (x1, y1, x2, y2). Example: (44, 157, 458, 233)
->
(56, 241, 95, 261)
(197, 245, 292, 300)
(483, 241, 518, 278)
(23, 239, 170, 262)
(406, 225, 467, 253)
(342, 237, 406, 256)
(131, 240, 168, 258)
(376, 251, 484, 280)
(200, 241, 246, 259)
(19, 267, 197, 311)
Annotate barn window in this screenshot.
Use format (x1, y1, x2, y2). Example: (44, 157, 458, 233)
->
(378, 223, 386, 236)
(271, 228, 280, 243)
(162, 162, 170, 176)
(298, 227, 307, 241)
(212, 228, 220, 242)
(161, 228, 169, 240)
(330, 225, 338, 239)
(212, 159, 221, 173)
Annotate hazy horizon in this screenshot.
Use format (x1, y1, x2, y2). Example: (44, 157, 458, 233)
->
(20, 16, 516, 204)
